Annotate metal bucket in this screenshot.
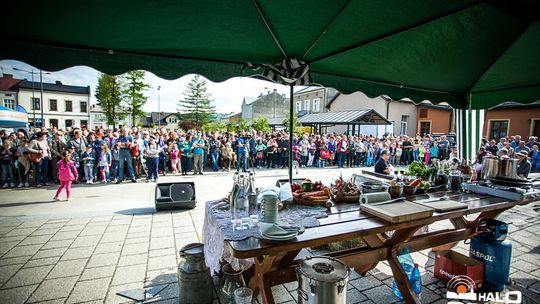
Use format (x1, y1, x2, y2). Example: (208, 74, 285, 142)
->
(481, 156, 499, 180)
(178, 243, 213, 304)
(296, 256, 351, 304)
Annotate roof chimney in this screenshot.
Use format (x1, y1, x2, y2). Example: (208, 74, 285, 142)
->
(55, 80, 62, 85)
(2, 74, 13, 79)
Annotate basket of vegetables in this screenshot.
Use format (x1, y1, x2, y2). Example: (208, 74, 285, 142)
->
(405, 161, 428, 178)
(330, 175, 361, 203)
(416, 181, 431, 194)
(291, 180, 333, 208)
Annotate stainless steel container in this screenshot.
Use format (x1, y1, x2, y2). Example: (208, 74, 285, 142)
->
(178, 243, 213, 304)
(361, 181, 388, 193)
(481, 156, 499, 180)
(498, 157, 519, 179)
(296, 256, 351, 304)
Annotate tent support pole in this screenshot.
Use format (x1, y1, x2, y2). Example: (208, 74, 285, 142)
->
(289, 84, 294, 184)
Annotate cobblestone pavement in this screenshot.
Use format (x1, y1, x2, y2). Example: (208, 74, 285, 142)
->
(0, 168, 539, 303)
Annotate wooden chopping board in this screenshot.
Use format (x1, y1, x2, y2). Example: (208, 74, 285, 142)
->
(410, 199, 468, 212)
(360, 201, 434, 223)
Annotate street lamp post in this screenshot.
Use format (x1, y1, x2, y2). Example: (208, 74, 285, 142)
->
(157, 86, 161, 128)
(13, 67, 51, 128)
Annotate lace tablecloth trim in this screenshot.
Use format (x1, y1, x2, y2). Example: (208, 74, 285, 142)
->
(203, 200, 327, 274)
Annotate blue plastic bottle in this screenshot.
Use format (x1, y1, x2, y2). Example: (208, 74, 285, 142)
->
(410, 263, 422, 299)
(392, 249, 415, 300)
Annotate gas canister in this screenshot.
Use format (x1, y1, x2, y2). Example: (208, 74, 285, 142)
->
(469, 219, 512, 292)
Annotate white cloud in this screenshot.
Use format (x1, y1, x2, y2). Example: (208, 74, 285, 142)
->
(1, 60, 293, 115)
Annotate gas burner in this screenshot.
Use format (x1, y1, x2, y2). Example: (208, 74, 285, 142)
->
(463, 182, 540, 204)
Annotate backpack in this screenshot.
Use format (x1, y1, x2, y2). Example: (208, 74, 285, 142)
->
(58, 161, 75, 181)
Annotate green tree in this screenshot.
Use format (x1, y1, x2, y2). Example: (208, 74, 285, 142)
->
(236, 118, 250, 132)
(282, 112, 303, 135)
(251, 116, 271, 133)
(177, 75, 216, 127)
(122, 70, 149, 126)
(203, 121, 226, 132)
(95, 73, 124, 128)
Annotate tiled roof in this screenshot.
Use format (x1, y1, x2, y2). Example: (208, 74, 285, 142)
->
(18, 80, 90, 95)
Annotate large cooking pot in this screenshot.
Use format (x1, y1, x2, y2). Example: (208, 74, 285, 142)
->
(498, 157, 520, 179)
(481, 156, 499, 180)
(296, 256, 351, 304)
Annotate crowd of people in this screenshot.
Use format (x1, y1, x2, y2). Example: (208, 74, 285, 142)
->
(0, 126, 464, 189)
(1, 125, 537, 190)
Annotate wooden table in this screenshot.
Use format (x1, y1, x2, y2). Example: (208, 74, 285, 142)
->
(226, 192, 517, 304)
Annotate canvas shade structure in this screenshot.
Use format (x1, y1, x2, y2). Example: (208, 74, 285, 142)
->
(0, 105, 28, 128)
(2, 0, 539, 179)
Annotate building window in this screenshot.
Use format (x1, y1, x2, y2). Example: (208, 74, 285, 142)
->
(31, 97, 40, 110)
(419, 108, 428, 118)
(419, 121, 431, 136)
(80, 101, 88, 113)
(65, 119, 74, 128)
(304, 100, 310, 112)
(65, 100, 73, 112)
(313, 98, 320, 112)
(400, 115, 408, 135)
(49, 119, 58, 128)
(296, 101, 302, 113)
(489, 120, 508, 140)
(169, 117, 177, 123)
(532, 120, 540, 138)
(3, 98, 15, 110)
(49, 99, 58, 111)
(80, 120, 88, 128)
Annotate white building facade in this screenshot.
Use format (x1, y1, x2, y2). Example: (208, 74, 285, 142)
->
(17, 80, 91, 129)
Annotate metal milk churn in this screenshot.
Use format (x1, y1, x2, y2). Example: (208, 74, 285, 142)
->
(296, 256, 351, 304)
(469, 219, 512, 292)
(177, 243, 213, 304)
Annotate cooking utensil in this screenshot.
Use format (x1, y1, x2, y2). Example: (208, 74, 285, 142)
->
(498, 158, 519, 179)
(481, 156, 500, 180)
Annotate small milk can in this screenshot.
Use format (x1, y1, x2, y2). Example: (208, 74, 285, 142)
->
(178, 243, 213, 304)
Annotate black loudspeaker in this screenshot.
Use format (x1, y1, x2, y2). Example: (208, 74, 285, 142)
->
(155, 182, 196, 211)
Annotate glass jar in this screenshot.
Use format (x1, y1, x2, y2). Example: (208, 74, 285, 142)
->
(221, 263, 246, 300)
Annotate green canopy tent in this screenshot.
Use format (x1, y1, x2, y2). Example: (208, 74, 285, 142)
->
(2, 0, 539, 182)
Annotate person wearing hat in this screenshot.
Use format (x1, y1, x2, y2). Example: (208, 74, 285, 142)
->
(516, 150, 531, 178)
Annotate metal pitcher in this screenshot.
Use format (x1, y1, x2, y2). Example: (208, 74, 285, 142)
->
(178, 243, 213, 304)
(481, 156, 499, 180)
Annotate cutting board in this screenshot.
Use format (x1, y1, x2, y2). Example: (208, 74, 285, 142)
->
(360, 201, 434, 223)
(411, 199, 468, 212)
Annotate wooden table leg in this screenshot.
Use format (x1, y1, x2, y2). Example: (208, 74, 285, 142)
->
(387, 226, 422, 304)
(249, 255, 277, 304)
(247, 250, 300, 304)
(388, 249, 421, 304)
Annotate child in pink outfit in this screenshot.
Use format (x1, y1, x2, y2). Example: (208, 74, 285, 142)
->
(169, 144, 180, 173)
(54, 151, 78, 201)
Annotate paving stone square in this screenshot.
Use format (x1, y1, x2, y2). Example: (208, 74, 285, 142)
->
(27, 276, 78, 303)
(65, 277, 111, 303)
(0, 284, 38, 304)
(2, 264, 53, 288)
(46, 258, 88, 279)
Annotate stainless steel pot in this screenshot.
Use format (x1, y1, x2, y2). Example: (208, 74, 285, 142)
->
(498, 157, 519, 179)
(296, 256, 351, 304)
(481, 156, 499, 180)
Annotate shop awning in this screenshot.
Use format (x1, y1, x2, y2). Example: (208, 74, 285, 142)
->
(299, 110, 390, 125)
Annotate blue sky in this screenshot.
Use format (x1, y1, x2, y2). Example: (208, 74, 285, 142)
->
(0, 59, 292, 114)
